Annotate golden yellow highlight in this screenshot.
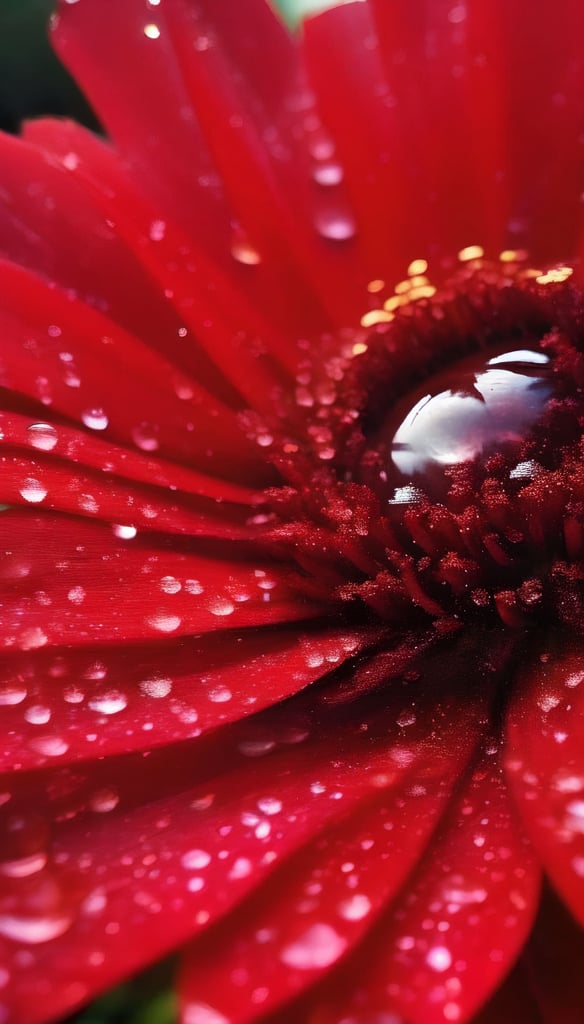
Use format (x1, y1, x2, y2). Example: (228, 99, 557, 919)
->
(407, 259, 428, 276)
(535, 266, 574, 285)
(458, 245, 485, 262)
(408, 285, 437, 301)
(367, 279, 385, 293)
(383, 295, 405, 312)
(352, 341, 369, 355)
(499, 249, 528, 263)
(360, 310, 395, 327)
(394, 279, 412, 295)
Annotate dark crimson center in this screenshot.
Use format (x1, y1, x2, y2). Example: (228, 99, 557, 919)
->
(373, 345, 557, 502)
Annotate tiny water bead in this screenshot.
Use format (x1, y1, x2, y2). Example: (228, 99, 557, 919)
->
(372, 346, 557, 502)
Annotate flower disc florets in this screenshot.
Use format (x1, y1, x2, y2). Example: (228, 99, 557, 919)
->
(258, 253, 584, 638)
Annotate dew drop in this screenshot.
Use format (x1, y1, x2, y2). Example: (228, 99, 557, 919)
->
(146, 611, 182, 633)
(315, 210, 356, 241)
(113, 524, 137, 540)
(183, 1004, 230, 1024)
(375, 347, 556, 501)
(0, 685, 27, 706)
(426, 945, 453, 972)
(19, 479, 48, 504)
(28, 736, 69, 758)
(337, 894, 372, 921)
(208, 687, 232, 704)
(208, 597, 235, 617)
(280, 923, 347, 969)
(81, 408, 109, 431)
(312, 162, 344, 186)
(0, 852, 48, 878)
(181, 849, 211, 871)
(27, 423, 58, 452)
(140, 677, 172, 699)
(231, 239, 262, 265)
(88, 692, 128, 715)
(160, 575, 181, 595)
(89, 789, 120, 813)
(24, 706, 51, 726)
(185, 579, 204, 595)
(257, 797, 283, 816)
(132, 423, 160, 451)
(18, 627, 48, 651)
(0, 911, 73, 944)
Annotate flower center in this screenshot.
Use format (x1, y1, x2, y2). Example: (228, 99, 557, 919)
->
(269, 263, 584, 633)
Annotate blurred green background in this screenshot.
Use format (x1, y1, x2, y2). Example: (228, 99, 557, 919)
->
(0, 0, 340, 1021)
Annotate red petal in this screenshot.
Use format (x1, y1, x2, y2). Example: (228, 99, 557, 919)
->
(51, 0, 348, 333)
(0, 626, 376, 771)
(0, 133, 192, 351)
(178, 719, 478, 1024)
(309, 747, 540, 1024)
(0, 258, 270, 482)
(0, 512, 321, 650)
(0, 677, 474, 1023)
(305, 0, 584, 278)
(504, 641, 584, 925)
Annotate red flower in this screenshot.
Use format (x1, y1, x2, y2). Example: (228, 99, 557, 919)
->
(1, 0, 584, 1021)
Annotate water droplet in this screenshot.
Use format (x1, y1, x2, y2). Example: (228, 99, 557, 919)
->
(18, 627, 48, 651)
(280, 923, 347, 969)
(185, 579, 204, 595)
(337, 894, 372, 921)
(426, 946, 453, 972)
(315, 210, 356, 241)
(183, 1004, 230, 1024)
(132, 424, 160, 451)
(27, 423, 58, 452)
(181, 849, 211, 870)
(88, 692, 128, 715)
(19, 479, 47, 504)
(238, 740, 276, 757)
(231, 239, 261, 265)
(113, 524, 137, 540)
(257, 797, 283, 816)
(144, 23, 161, 39)
(208, 597, 235, 617)
(160, 576, 181, 595)
(24, 706, 51, 725)
(89, 789, 120, 813)
(0, 852, 48, 878)
(208, 687, 232, 704)
(0, 685, 27, 706)
(312, 162, 344, 186)
(0, 911, 73, 944)
(81, 408, 109, 431)
(27, 735, 69, 757)
(229, 857, 252, 880)
(146, 612, 182, 633)
(140, 677, 172, 699)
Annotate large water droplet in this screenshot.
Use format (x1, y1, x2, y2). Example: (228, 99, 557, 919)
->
(372, 347, 557, 501)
